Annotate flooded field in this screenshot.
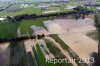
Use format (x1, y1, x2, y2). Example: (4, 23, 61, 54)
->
(0, 43, 10, 66)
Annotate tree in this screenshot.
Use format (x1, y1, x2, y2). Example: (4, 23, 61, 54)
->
(82, 14, 85, 19)
(74, 14, 81, 20)
(6, 16, 15, 22)
(42, 34, 45, 37)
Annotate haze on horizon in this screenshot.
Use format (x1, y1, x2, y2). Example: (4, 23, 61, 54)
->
(0, 0, 69, 2)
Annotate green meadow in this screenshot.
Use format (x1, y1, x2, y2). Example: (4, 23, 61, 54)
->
(0, 3, 73, 17)
(19, 17, 52, 35)
(0, 7, 43, 17)
(0, 17, 53, 39)
(36, 44, 60, 66)
(0, 22, 20, 39)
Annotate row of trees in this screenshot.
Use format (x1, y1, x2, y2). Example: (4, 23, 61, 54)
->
(0, 34, 45, 43)
(6, 6, 92, 22)
(13, 11, 91, 21)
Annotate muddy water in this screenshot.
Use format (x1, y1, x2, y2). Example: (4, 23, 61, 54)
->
(43, 18, 95, 34)
(0, 43, 10, 66)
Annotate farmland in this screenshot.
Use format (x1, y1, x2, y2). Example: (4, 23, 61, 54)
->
(9, 41, 28, 66)
(20, 17, 53, 35)
(0, 5, 43, 17)
(0, 2, 74, 17)
(0, 17, 54, 39)
(0, 2, 76, 39)
(36, 44, 60, 66)
(0, 1, 99, 66)
(0, 22, 20, 39)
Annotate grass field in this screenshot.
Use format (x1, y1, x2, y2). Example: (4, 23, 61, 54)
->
(40, 38, 73, 66)
(10, 41, 28, 66)
(88, 7, 100, 12)
(0, 17, 53, 39)
(44, 38, 66, 59)
(20, 17, 53, 35)
(0, 7, 43, 17)
(0, 22, 20, 39)
(47, 6, 60, 11)
(0, 3, 74, 17)
(36, 44, 60, 66)
(49, 34, 69, 51)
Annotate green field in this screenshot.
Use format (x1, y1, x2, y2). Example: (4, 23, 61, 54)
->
(88, 7, 100, 12)
(0, 7, 43, 17)
(0, 3, 74, 17)
(0, 17, 53, 39)
(19, 17, 51, 35)
(0, 10, 54, 38)
(36, 39, 73, 66)
(36, 44, 60, 66)
(10, 41, 28, 66)
(49, 34, 69, 51)
(47, 6, 60, 11)
(44, 38, 66, 59)
(0, 22, 20, 39)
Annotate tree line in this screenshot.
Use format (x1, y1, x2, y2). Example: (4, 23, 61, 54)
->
(6, 6, 92, 22)
(0, 34, 45, 43)
(13, 11, 91, 21)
